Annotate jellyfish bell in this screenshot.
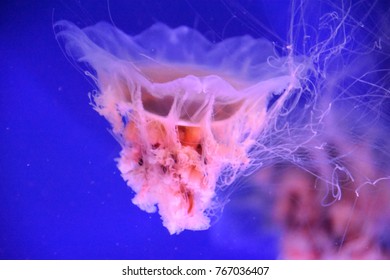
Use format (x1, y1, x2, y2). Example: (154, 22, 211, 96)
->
(55, 20, 302, 234)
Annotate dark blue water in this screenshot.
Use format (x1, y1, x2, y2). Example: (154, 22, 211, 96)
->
(2, 0, 389, 260)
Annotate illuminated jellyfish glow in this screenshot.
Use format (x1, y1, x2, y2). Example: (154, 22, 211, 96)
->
(55, 0, 390, 248)
(55, 21, 304, 234)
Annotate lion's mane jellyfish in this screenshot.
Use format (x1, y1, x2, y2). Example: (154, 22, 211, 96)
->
(56, 0, 390, 255)
(55, 20, 303, 234)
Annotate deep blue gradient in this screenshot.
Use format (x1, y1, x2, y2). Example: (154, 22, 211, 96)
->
(0, 0, 279, 260)
(3, 0, 388, 260)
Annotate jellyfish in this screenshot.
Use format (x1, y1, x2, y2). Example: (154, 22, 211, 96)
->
(55, 19, 306, 234)
(55, 0, 390, 247)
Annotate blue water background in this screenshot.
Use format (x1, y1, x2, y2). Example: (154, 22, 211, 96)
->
(3, 0, 388, 260)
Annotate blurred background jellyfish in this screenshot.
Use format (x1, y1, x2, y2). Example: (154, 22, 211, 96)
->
(211, 0, 390, 259)
(55, 0, 390, 258)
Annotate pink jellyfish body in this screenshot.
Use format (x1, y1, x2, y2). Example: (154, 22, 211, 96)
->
(55, 21, 303, 234)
